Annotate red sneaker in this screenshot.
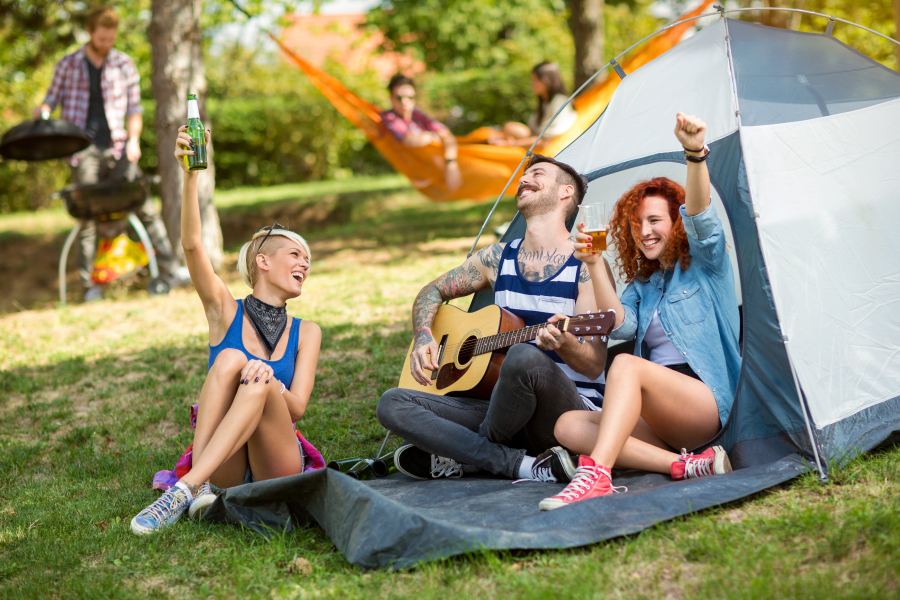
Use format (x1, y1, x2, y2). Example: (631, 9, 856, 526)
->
(539, 455, 626, 511)
(671, 445, 732, 480)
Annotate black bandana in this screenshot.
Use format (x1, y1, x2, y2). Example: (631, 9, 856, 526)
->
(244, 295, 287, 358)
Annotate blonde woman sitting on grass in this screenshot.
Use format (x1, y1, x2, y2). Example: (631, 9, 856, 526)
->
(131, 128, 321, 535)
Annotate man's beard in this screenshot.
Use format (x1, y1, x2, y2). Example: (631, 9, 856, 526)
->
(517, 184, 558, 219)
(88, 40, 111, 58)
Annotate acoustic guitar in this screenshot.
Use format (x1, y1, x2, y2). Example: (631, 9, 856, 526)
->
(397, 304, 616, 399)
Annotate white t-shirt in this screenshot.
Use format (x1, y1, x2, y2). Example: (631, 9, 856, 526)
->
(528, 93, 578, 138)
(645, 311, 684, 366)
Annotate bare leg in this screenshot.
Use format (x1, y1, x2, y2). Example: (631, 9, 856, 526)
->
(555, 354, 721, 473)
(191, 349, 249, 487)
(181, 377, 302, 490)
(502, 121, 531, 140)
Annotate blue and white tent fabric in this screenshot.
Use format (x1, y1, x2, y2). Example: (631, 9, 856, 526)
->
(550, 18, 900, 474)
(209, 18, 900, 569)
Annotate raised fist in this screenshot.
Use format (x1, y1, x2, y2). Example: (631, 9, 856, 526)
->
(674, 112, 707, 151)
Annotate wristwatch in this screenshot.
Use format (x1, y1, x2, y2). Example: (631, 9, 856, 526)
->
(684, 144, 710, 163)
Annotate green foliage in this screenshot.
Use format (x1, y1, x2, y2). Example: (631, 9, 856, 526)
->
(799, 0, 898, 70)
(365, 0, 575, 74)
(417, 67, 537, 134)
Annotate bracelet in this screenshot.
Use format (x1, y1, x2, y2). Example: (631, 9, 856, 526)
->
(445, 157, 457, 163)
(684, 145, 710, 163)
(278, 383, 286, 395)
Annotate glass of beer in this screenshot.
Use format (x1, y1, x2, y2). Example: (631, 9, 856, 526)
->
(578, 203, 607, 254)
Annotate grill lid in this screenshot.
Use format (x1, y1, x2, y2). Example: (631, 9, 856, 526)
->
(0, 118, 91, 161)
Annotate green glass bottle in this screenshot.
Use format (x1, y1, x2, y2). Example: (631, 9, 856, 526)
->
(185, 93, 207, 170)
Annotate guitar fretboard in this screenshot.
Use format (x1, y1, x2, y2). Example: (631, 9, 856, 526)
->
(472, 321, 560, 356)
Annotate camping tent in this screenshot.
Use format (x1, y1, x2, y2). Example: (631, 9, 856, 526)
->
(207, 16, 900, 569)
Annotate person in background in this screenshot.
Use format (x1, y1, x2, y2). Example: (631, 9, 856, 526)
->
(34, 5, 185, 302)
(380, 74, 462, 192)
(489, 62, 578, 150)
(539, 113, 739, 511)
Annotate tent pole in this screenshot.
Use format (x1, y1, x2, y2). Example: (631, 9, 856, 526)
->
(719, 12, 829, 482)
(784, 340, 829, 480)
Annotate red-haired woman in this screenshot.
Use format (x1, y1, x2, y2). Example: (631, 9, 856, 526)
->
(540, 113, 741, 510)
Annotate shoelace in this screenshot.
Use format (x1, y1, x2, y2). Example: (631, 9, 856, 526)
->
(680, 451, 714, 478)
(531, 463, 557, 483)
(140, 488, 189, 523)
(430, 455, 463, 478)
(553, 466, 606, 500)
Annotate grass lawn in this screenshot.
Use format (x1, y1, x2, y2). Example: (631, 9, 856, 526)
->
(1, 177, 898, 599)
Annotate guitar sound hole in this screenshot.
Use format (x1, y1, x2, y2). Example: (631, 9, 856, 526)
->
(457, 335, 478, 366)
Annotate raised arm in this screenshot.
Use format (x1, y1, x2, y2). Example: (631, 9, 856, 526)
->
(174, 128, 234, 326)
(408, 243, 502, 385)
(674, 112, 711, 217)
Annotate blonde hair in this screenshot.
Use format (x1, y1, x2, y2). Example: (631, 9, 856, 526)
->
(87, 6, 119, 30)
(237, 228, 311, 289)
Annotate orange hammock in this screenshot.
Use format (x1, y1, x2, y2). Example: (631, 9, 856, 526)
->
(268, 0, 715, 201)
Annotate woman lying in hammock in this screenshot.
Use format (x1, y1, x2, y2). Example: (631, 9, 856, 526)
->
(131, 129, 321, 535)
(540, 113, 740, 510)
(488, 62, 579, 150)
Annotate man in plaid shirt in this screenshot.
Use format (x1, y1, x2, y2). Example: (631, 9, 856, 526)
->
(35, 6, 183, 302)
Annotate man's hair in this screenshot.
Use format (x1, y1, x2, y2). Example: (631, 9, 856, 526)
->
(387, 74, 415, 94)
(524, 153, 588, 220)
(87, 6, 119, 30)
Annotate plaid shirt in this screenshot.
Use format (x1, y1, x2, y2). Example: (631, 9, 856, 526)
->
(380, 108, 446, 141)
(43, 46, 143, 163)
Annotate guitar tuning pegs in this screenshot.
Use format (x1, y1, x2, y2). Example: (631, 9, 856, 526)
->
(575, 327, 581, 332)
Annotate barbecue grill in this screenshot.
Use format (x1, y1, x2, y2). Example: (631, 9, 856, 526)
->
(0, 117, 91, 161)
(54, 176, 169, 304)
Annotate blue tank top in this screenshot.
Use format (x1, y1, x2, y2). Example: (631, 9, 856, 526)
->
(208, 299, 302, 388)
(493, 238, 606, 403)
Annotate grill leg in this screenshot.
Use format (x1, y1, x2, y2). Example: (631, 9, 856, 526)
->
(59, 223, 82, 306)
(128, 213, 159, 279)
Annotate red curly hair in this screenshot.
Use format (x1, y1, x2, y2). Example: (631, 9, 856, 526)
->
(609, 177, 691, 283)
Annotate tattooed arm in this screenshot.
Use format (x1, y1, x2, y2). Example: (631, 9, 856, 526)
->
(408, 243, 503, 386)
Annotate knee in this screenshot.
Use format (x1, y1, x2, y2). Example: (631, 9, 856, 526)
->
(502, 343, 544, 375)
(553, 410, 579, 444)
(376, 388, 405, 429)
(608, 353, 641, 379)
(210, 349, 247, 379)
(234, 380, 269, 407)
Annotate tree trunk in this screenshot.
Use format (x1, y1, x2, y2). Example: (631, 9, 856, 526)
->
(149, 0, 223, 271)
(567, 0, 605, 90)
(760, 0, 793, 29)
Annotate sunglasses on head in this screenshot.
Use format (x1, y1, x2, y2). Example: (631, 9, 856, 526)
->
(256, 222, 286, 256)
(393, 93, 415, 101)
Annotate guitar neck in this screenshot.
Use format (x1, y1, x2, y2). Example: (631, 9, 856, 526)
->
(474, 320, 563, 356)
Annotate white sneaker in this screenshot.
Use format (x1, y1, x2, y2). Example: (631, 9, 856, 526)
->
(188, 482, 217, 519)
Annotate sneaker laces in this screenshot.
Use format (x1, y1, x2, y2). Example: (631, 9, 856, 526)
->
(531, 462, 556, 483)
(139, 488, 189, 522)
(679, 449, 714, 479)
(553, 465, 626, 501)
(430, 455, 463, 478)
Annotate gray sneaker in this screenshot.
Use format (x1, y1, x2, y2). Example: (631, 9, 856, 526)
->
(130, 485, 191, 535)
(530, 446, 578, 483)
(394, 444, 463, 480)
(84, 286, 104, 303)
(188, 482, 217, 520)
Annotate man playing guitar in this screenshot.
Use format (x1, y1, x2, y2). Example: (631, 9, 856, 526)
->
(377, 154, 616, 483)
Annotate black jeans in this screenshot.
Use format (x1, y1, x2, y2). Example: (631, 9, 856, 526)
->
(70, 145, 178, 288)
(376, 343, 586, 479)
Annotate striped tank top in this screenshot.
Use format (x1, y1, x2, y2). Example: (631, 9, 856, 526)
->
(493, 239, 605, 407)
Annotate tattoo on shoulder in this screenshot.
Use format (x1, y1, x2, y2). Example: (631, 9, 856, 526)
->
(578, 263, 592, 283)
(477, 243, 503, 284)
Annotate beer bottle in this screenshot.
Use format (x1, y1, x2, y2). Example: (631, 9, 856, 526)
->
(185, 93, 207, 170)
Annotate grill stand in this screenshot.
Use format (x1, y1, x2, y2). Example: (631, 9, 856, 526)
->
(58, 213, 159, 306)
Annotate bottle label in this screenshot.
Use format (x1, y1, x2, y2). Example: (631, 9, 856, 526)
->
(187, 99, 200, 120)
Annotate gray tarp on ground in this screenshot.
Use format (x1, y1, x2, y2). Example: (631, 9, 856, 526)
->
(204, 454, 807, 570)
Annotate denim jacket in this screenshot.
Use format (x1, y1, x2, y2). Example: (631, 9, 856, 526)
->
(610, 202, 741, 424)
